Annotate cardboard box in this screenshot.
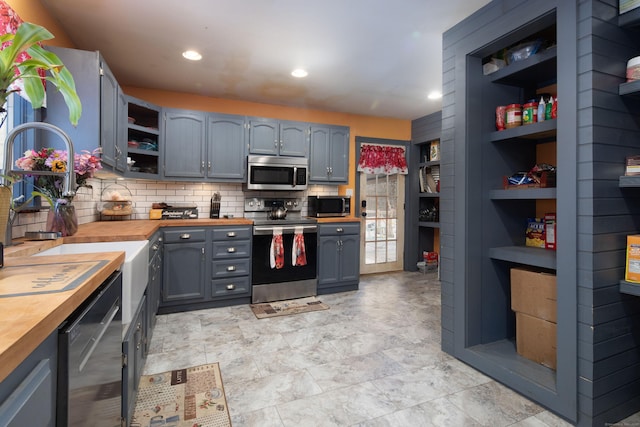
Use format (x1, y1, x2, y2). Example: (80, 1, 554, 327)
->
(525, 218, 545, 248)
(625, 235, 640, 283)
(544, 213, 556, 250)
(620, 0, 640, 15)
(516, 312, 557, 369)
(510, 268, 557, 322)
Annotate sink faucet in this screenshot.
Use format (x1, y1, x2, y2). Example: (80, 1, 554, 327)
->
(3, 122, 76, 197)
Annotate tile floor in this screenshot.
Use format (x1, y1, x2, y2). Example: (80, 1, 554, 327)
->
(142, 271, 634, 426)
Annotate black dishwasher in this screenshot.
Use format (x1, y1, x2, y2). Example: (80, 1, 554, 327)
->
(57, 271, 123, 427)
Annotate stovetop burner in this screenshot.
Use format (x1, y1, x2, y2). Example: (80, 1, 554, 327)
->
(244, 196, 316, 226)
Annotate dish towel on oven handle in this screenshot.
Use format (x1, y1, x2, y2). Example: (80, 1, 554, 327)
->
(292, 226, 307, 266)
(270, 227, 284, 269)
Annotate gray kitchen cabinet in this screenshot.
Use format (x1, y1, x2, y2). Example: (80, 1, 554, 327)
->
(44, 46, 123, 171)
(0, 331, 57, 427)
(163, 109, 206, 178)
(210, 226, 252, 300)
(207, 113, 248, 180)
(161, 228, 207, 305)
(249, 117, 308, 157)
(146, 231, 163, 345)
(318, 222, 360, 294)
(115, 86, 128, 173)
(309, 125, 350, 183)
(122, 295, 147, 425)
(126, 96, 162, 179)
(163, 110, 247, 181)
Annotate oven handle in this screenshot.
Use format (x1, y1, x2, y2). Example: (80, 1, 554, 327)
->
(253, 225, 318, 235)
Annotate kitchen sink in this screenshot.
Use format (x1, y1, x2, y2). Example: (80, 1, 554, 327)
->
(34, 240, 149, 336)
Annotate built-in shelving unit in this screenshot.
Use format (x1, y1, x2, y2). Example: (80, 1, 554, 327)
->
(126, 97, 161, 179)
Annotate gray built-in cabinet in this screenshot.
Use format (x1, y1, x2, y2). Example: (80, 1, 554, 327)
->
(309, 125, 350, 184)
(159, 226, 252, 313)
(248, 118, 308, 157)
(0, 331, 57, 426)
(44, 46, 126, 172)
(126, 96, 161, 179)
(442, 1, 640, 426)
(317, 222, 360, 294)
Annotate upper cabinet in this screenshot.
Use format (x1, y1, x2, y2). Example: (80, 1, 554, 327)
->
(163, 109, 206, 179)
(248, 118, 308, 157)
(43, 47, 123, 169)
(309, 125, 350, 184)
(163, 109, 247, 181)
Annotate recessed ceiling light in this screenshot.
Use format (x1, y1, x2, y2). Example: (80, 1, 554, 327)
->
(428, 91, 442, 100)
(182, 50, 202, 61)
(291, 68, 308, 78)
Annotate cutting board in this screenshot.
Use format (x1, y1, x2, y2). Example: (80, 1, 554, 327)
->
(0, 260, 108, 298)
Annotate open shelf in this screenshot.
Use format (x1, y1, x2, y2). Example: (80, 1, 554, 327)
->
(489, 246, 556, 270)
(419, 222, 440, 228)
(490, 119, 557, 142)
(620, 80, 640, 97)
(619, 7, 640, 28)
(488, 45, 557, 86)
(490, 187, 556, 199)
(620, 280, 640, 296)
(619, 175, 640, 187)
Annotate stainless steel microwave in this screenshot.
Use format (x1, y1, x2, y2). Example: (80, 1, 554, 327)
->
(307, 195, 351, 217)
(246, 155, 308, 191)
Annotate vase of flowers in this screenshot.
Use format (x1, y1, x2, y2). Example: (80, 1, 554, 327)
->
(15, 147, 101, 236)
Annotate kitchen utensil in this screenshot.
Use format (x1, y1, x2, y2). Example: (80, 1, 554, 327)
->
(270, 206, 288, 220)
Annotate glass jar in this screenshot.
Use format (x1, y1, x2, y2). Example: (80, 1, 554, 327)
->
(46, 201, 78, 237)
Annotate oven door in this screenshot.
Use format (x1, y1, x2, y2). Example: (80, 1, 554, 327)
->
(252, 224, 317, 302)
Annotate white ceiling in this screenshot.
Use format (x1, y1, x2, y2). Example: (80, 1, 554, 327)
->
(40, 0, 490, 121)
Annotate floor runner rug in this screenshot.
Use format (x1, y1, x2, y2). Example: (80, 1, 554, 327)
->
(131, 362, 231, 427)
(250, 296, 329, 319)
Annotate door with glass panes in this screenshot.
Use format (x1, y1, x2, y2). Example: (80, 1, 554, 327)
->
(359, 173, 405, 274)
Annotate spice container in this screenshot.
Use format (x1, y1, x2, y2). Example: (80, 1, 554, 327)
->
(627, 56, 640, 82)
(522, 101, 538, 125)
(505, 104, 522, 128)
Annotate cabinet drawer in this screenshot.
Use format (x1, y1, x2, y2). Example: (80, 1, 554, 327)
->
(318, 223, 360, 236)
(212, 240, 251, 259)
(163, 228, 206, 243)
(211, 227, 251, 241)
(211, 258, 250, 278)
(211, 275, 250, 298)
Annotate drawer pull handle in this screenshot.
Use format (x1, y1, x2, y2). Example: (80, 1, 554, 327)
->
(336, 227, 344, 233)
(227, 265, 236, 271)
(180, 233, 191, 239)
(227, 232, 236, 237)
(226, 284, 236, 290)
(227, 247, 236, 253)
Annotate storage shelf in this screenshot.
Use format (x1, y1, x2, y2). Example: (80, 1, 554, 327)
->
(128, 148, 159, 157)
(128, 123, 159, 135)
(419, 193, 440, 198)
(618, 175, 640, 187)
(490, 187, 556, 199)
(489, 246, 556, 270)
(419, 160, 440, 167)
(419, 221, 440, 228)
(619, 80, 640, 97)
(488, 45, 557, 86)
(620, 280, 640, 296)
(490, 119, 557, 142)
(619, 8, 640, 28)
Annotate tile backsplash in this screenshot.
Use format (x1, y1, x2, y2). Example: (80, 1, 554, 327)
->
(10, 178, 339, 239)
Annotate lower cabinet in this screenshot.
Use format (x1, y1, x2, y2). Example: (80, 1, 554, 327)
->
(318, 222, 360, 293)
(210, 226, 252, 300)
(123, 295, 147, 424)
(161, 228, 207, 306)
(0, 332, 57, 427)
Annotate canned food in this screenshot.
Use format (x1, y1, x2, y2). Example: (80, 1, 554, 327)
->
(505, 104, 522, 128)
(522, 101, 538, 125)
(627, 56, 640, 82)
(496, 105, 507, 131)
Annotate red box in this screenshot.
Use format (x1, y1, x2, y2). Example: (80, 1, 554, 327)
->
(544, 213, 556, 250)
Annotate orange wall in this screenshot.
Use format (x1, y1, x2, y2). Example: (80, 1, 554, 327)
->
(6, 0, 74, 47)
(10, 1, 412, 196)
(124, 87, 411, 194)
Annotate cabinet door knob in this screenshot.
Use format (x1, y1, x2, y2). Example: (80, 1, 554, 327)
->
(227, 247, 236, 253)
(227, 265, 236, 271)
(227, 232, 236, 237)
(226, 284, 236, 290)
(180, 233, 191, 239)
(336, 227, 343, 233)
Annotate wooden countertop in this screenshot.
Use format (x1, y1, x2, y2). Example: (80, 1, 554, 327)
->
(316, 217, 362, 223)
(0, 252, 124, 383)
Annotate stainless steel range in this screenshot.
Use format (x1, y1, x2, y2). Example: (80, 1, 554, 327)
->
(245, 197, 318, 303)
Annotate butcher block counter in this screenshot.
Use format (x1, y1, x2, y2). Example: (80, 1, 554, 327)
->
(0, 251, 124, 383)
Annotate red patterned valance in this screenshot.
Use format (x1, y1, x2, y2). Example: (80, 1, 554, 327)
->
(357, 144, 408, 175)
